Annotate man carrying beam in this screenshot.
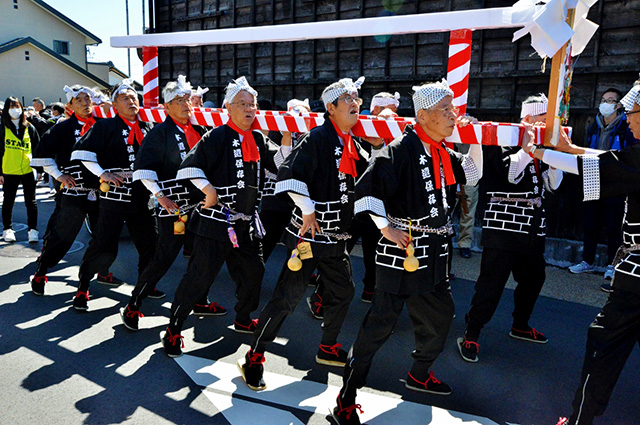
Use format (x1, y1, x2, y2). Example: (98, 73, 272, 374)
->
(457, 94, 563, 363)
(120, 75, 225, 332)
(331, 80, 482, 425)
(238, 77, 371, 391)
(525, 80, 640, 425)
(161, 77, 283, 357)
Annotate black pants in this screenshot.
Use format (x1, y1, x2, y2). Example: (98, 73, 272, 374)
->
(312, 217, 379, 299)
(129, 218, 195, 309)
(568, 286, 640, 425)
(252, 250, 354, 353)
(169, 233, 264, 327)
(346, 216, 379, 292)
(77, 207, 156, 291)
(340, 280, 454, 398)
(2, 173, 37, 230)
(37, 195, 104, 275)
(259, 208, 292, 262)
(582, 197, 625, 265)
(465, 246, 546, 341)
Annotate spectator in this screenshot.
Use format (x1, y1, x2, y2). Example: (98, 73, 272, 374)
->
(0, 97, 40, 243)
(568, 88, 638, 290)
(32, 98, 45, 113)
(49, 103, 65, 121)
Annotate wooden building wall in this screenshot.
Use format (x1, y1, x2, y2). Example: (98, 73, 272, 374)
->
(152, 0, 640, 241)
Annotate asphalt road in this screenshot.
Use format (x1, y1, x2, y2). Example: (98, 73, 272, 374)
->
(1, 186, 638, 425)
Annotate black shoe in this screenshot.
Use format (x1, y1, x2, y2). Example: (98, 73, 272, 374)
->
(405, 371, 452, 395)
(161, 328, 184, 358)
(457, 337, 479, 363)
(193, 301, 228, 316)
(31, 275, 47, 296)
(316, 343, 348, 367)
(147, 288, 166, 299)
(121, 305, 143, 331)
(459, 247, 471, 258)
(73, 290, 89, 311)
(234, 318, 258, 334)
(360, 290, 373, 304)
(509, 327, 548, 344)
(97, 272, 124, 286)
(307, 292, 324, 320)
(331, 396, 363, 425)
(237, 349, 266, 391)
(600, 283, 613, 293)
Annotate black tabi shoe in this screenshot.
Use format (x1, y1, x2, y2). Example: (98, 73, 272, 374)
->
(237, 349, 267, 391)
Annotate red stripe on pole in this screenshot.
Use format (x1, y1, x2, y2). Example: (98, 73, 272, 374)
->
(142, 46, 159, 107)
(447, 46, 471, 70)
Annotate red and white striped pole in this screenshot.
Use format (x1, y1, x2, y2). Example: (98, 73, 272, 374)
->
(142, 46, 159, 107)
(446, 29, 473, 116)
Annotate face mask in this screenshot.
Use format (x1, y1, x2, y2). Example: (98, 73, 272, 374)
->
(599, 103, 616, 117)
(8, 108, 22, 119)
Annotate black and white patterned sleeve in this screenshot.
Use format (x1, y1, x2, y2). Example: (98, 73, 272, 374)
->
(578, 147, 640, 201)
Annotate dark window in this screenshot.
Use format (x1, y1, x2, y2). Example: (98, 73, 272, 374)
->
(53, 40, 69, 55)
(13, 0, 18, 9)
(25, 50, 29, 61)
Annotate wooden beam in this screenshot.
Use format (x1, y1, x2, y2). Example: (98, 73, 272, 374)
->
(544, 8, 575, 146)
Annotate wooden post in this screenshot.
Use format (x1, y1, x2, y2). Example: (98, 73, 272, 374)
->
(544, 8, 575, 146)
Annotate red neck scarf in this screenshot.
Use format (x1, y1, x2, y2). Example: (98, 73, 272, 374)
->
(414, 125, 456, 190)
(330, 119, 360, 178)
(172, 118, 201, 149)
(76, 114, 96, 136)
(227, 119, 260, 163)
(118, 114, 144, 145)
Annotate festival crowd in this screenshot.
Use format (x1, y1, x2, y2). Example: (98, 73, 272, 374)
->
(1, 72, 640, 425)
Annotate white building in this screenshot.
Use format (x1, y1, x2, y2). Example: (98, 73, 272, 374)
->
(0, 0, 113, 105)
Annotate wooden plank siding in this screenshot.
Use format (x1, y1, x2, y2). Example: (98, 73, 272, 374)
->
(152, 0, 640, 240)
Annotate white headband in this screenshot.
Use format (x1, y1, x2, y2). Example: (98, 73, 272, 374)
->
(520, 94, 549, 118)
(370, 92, 400, 111)
(91, 91, 109, 105)
(63, 85, 95, 103)
(620, 86, 640, 112)
(164, 75, 193, 103)
(287, 98, 310, 111)
(111, 78, 137, 102)
(192, 86, 209, 98)
(412, 79, 454, 115)
(224, 76, 258, 107)
(321, 76, 365, 106)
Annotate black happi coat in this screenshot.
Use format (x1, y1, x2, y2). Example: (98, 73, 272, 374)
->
(133, 116, 205, 222)
(261, 131, 305, 213)
(578, 145, 640, 294)
(355, 126, 478, 294)
(275, 116, 370, 257)
(72, 115, 153, 212)
(177, 124, 279, 243)
(31, 115, 99, 201)
(481, 146, 553, 252)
